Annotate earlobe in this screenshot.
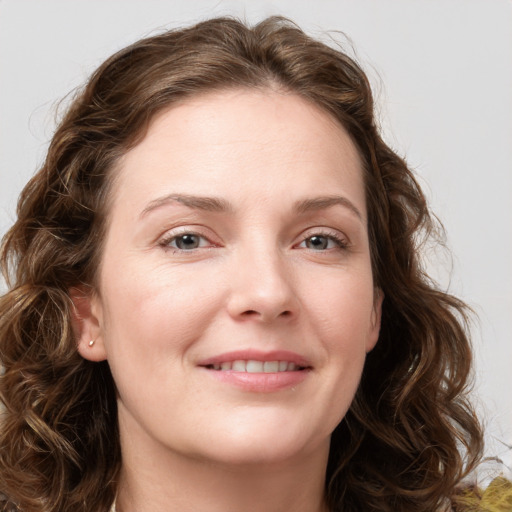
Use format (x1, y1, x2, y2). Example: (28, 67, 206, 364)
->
(69, 286, 108, 362)
(366, 288, 384, 353)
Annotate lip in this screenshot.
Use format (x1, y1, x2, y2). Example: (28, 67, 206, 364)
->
(197, 349, 312, 393)
(197, 349, 311, 368)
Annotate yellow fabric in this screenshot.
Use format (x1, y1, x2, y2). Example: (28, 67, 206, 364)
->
(456, 476, 512, 511)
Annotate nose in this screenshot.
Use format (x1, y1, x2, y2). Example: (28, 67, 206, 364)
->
(226, 246, 299, 323)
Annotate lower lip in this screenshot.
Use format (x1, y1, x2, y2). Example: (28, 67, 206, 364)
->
(203, 368, 310, 392)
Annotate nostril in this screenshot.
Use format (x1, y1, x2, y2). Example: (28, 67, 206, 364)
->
(239, 309, 292, 320)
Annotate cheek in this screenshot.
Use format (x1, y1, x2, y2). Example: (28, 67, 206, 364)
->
(98, 262, 227, 426)
(99, 260, 225, 363)
(302, 268, 375, 403)
(304, 267, 376, 338)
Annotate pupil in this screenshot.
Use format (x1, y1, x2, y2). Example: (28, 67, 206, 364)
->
(308, 236, 328, 250)
(177, 234, 199, 249)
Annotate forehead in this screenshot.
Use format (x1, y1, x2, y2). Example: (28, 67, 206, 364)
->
(111, 87, 366, 218)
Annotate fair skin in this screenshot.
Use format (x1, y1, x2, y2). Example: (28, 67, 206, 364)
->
(74, 88, 382, 512)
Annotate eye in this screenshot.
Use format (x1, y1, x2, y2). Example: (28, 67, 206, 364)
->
(298, 233, 347, 251)
(162, 233, 211, 251)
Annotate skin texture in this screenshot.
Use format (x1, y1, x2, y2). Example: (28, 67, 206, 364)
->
(74, 88, 383, 512)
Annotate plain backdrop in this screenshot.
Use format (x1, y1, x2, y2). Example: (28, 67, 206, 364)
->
(1, 0, 511, 468)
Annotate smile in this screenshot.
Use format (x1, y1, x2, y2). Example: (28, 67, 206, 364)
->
(205, 360, 306, 372)
(198, 350, 312, 391)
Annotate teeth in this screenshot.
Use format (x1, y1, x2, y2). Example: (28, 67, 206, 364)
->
(263, 361, 279, 372)
(232, 360, 246, 372)
(209, 360, 302, 372)
(246, 360, 264, 373)
(278, 361, 288, 371)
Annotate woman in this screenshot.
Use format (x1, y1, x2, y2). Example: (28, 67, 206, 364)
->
(0, 16, 496, 512)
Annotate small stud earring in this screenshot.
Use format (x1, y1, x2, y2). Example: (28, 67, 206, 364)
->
(88, 339, 95, 347)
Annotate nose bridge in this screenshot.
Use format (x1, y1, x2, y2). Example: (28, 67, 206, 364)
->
(227, 236, 298, 322)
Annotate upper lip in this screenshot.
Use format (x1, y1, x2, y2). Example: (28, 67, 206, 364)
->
(197, 349, 312, 368)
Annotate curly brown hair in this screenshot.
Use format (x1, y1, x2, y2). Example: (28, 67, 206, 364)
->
(0, 16, 483, 512)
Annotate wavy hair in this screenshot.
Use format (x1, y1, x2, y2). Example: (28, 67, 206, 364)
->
(0, 16, 483, 511)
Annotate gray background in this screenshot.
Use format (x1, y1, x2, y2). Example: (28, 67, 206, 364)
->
(1, 0, 510, 469)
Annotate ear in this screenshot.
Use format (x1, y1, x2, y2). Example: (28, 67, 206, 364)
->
(366, 288, 384, 353)
(69, 286, 108, 362)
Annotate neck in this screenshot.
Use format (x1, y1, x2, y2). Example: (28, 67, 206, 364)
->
(115, 417, 330, 512)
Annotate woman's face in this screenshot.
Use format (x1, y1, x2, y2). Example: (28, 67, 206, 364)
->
(78, 88, 382, 467)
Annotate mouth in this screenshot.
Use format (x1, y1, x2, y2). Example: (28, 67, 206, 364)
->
(203, 360, 308, 373)
(198, 350, 312, 392)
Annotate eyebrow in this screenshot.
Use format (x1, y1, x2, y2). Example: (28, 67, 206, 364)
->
(140, 194, 233, 218)
(294, 196, 364, 221)
(140, 193, 363, 221)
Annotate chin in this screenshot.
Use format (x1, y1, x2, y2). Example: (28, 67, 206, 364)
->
(199, 440, 315, 468)
(189, 416, 330, 467)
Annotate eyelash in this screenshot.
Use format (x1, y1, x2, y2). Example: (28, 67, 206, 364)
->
(159, 230, 213, 252)
(297, 231, 349, 251)
(158, 229, 349, 253)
